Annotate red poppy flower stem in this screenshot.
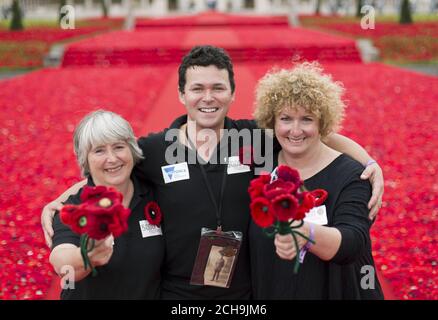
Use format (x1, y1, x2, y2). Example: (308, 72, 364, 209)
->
(290, 220, 315, 245)
(293, 231, 315, 245)
(289, 231, 301, 274)
(80, 234, 98, 277)
(289, 219, 304, 229)
(277, 221, 292, 235)
(263, 228, 277, 238)
(80, 234, 88, 266)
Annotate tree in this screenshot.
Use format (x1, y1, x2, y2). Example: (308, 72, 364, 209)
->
(315, 0, 322, 15)
(169, 0, 177, 11)
(356, 0, 364, 17)
(59, 0, 67, 23)
(400, 0, 413, 24)
(10, 0, 23, 31)
(332, 0, 345, 14)
(288, 0, 299, 26)
(100, 0, 109, 18)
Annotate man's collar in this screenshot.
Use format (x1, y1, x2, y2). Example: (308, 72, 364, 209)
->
(169, 114, 188, 130)
(168, 114, 233, 130)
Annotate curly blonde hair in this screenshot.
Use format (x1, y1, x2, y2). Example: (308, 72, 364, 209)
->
(253, 62, 346, 138)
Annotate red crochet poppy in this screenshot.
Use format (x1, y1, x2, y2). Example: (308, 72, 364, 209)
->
(272, 193, 299, 222)
(263, 179, 298, 200)
(80, 185, 124, 213)
(276, 165, 302, 189)
(296, 191, 316, 219)
(310, 189, 329, 206)
(61, 187, 130, 240)
(59, 185, 131, 276)
(144, 201, 162, 226)
(110, 203, 131, 237)
(249, 165, 327, 275)
(248, 173, 271, 199)
(250, 197, 275, 228)
(60, 204, 90, 235)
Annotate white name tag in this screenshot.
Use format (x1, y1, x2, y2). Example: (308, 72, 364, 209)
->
(139, 220, 162, 238)
(304, 205, 328, 225)
(227, 156, 250, 175)
(161, 162, 190, 184)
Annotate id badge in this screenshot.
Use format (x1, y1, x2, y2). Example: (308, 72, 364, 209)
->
(190, 227, 242, 288)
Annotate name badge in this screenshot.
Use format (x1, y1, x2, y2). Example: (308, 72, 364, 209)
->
(304, 205, 328, 225)
(227, 156, 250, 175)
(139, 220, 162, 238)
(161, 162, 190, 184)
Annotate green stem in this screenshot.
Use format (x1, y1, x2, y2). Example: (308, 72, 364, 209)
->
(85, 237, 97, 277)
(263, 228, 277, 238)
(293, 231, 315, 245)
(80, 234, 98, 277)
(263, 219, 316, 274)
(80, 234, 89, 269)
(290, 231, 301, 274)
(278, 221, 292, 235)
(290, 219, 304, 229)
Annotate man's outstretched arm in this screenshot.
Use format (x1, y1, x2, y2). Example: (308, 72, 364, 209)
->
(41, 179, 87, 248)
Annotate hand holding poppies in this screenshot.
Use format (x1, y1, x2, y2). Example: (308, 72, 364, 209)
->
(249, 165, 328, 273)
(86, 235, 114, 268)
(60, 185, 130, 276)
(274, 222, 310, 261)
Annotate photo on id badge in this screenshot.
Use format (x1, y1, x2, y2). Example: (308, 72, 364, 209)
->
(203, 245, 235, 288)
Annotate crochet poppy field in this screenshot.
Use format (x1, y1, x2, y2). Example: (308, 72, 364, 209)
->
(0, 13, 436, 300)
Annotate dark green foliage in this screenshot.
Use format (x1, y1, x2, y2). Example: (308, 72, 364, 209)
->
(400, 0, 413, 24)
(59, 0, 67, 23)
(10, 0, 23, 31)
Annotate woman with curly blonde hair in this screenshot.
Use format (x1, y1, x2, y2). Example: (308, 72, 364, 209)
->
(249, 62, 384, 299)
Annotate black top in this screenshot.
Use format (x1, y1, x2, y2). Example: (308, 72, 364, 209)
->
(52, 175, 165, 300)
(249, 153, 384, 300)
(135, 115, 257, 299)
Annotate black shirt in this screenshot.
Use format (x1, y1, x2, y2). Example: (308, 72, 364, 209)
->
(249, 153, 384, 299)
(135, 115, 257, 299)
(52, 176, 165, 299)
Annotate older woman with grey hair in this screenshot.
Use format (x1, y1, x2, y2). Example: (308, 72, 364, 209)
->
(50, 110, 164, 299)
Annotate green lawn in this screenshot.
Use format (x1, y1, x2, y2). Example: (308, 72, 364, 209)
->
(376, 13, 438, 22)
(0, 19, 59, 29)
(300, 13, 438, 25)
(300, 14, 438, 64)
(0, 17, 123, 29)
(0, 18, 123, 71)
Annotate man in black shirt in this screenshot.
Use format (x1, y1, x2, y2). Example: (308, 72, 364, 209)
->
(41, 45, 384, 299)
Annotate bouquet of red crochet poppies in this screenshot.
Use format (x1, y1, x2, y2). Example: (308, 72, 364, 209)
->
(249, 165, 328, 273)
(60, 185, 131, 276)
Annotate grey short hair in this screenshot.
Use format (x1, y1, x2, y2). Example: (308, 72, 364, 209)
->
(73, 110, 144, 176)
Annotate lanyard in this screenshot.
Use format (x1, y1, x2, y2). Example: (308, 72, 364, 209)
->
(185, 127, 227, 229)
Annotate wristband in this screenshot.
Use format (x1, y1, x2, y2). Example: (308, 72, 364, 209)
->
(365, 159, 377, 167)
(298, 223, 315, 264)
